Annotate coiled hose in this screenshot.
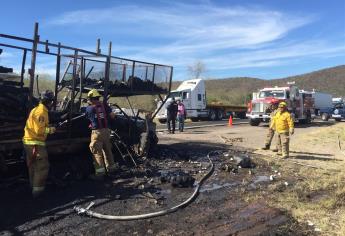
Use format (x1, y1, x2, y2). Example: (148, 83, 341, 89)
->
(74, 151, 216, 220)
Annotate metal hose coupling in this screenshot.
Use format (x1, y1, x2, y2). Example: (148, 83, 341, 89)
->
(74, 202, 95, 215)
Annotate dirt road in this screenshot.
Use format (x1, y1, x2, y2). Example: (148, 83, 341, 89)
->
(1, 120, 345, 235)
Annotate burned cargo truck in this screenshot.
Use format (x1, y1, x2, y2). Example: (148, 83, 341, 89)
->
(0, 23, 173, 177)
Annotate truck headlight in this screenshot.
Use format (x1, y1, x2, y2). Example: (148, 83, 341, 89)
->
(334, 109, 339, 115)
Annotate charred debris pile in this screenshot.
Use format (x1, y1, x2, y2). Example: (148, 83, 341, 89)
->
(60, 75, 168, 96)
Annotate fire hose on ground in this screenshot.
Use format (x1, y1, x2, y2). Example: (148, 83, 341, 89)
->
(73, 151, 216, 220)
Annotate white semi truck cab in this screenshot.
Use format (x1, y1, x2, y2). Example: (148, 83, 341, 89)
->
(156, 79, 247, 123)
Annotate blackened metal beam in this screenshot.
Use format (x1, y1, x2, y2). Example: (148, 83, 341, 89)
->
(0, 43, 57, 56)
(20, 49, 27, 88)
(168, 67, 173, 93)
(96, 39, 101, 54)
(29, 22, 39, 108)
(68, 49, 78, 138)
(79, 56, 85, 106)
(54, 43, 61, 110)
(104, 42, 112, 99)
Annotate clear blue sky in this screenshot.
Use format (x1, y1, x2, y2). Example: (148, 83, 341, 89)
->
(0, 0, 344, 80)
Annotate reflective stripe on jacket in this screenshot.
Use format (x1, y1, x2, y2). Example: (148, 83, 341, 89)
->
(272, 111, 294, 133)
(23, 103, 51, 145)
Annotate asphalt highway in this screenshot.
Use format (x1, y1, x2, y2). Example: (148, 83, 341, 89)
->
(156, 118, 249, 131)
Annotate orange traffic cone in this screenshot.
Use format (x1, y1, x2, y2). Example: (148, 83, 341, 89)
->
(228, 115, 233, 126)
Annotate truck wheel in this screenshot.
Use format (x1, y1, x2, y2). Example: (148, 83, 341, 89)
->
(306, 118, 312, 124)
(237, 112, 247, 119)
(321, 113, 329, 121)
(335, 118, 342, 122)
(217, 110, 224, 120)
(191, 118, 199, 122)
(208, 109, 217, 121)
(249, 119, 260, 126)
(158, 119, 167, 123)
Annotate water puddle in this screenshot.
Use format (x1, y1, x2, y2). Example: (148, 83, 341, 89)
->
(157, 189, 172, 195)
(249, 175, 271, 189)
(200, 182, 237, 192)
(253, 175, 270, 184)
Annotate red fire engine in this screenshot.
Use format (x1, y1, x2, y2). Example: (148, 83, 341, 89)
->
(246, 83, 315, 126)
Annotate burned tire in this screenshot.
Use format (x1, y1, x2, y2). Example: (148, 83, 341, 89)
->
(321, 113, 329, 121)
(249, 119, 260, 126)
(208, 109, 217, 121)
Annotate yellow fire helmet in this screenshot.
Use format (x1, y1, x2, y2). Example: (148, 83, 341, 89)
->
(278, 101, 287, 107)
(87, 89, 101, 98)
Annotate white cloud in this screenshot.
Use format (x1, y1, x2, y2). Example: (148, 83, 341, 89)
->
(37, 2, 345, 79)
(0, 51, 15, 59)
(200, 40, 345, 70)
(46, 3, 312, 51)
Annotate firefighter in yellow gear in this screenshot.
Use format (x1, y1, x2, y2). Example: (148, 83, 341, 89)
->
(85, 89, 117, 179)
(262, 102, 279, 151)
(23, 90, 56, 198)
(271, 102, 294, 158)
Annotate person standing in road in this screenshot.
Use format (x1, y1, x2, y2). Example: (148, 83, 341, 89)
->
(86, 89, 117, 178)
(23, 90, 56, 198)
(262, 102, 279, 151)
(166, 97, 178, 134)
(177, 99, 186, 132)
(273, 102, 294, 158)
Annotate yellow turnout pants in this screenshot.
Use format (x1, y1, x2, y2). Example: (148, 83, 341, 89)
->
(89, 128, 115, 175)
(277, 132, 290, 158)
(265, 128, 275, 147)
(24, 145, 49, 194)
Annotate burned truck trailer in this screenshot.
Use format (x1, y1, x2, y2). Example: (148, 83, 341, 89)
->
(0, 23, 173, 176)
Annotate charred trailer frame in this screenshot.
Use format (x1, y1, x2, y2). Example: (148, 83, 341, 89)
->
(0, 22, 173, 177)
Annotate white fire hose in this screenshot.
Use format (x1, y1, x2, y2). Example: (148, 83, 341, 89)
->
(74, 151, 216, 220)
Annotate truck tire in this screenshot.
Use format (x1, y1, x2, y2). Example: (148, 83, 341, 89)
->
(249, 119, 260, 126)
(191, 117, 199, 122)
(306, 117, 312, 124)
(208, 109, 217, 121)
(237, 112, 247, 119)
(158, 119, 167, 123)
(335, 118, 342, 122)
(321, 113, 329, 121)
(217, 110, 224, 120)
(299, 119, 311, 124)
